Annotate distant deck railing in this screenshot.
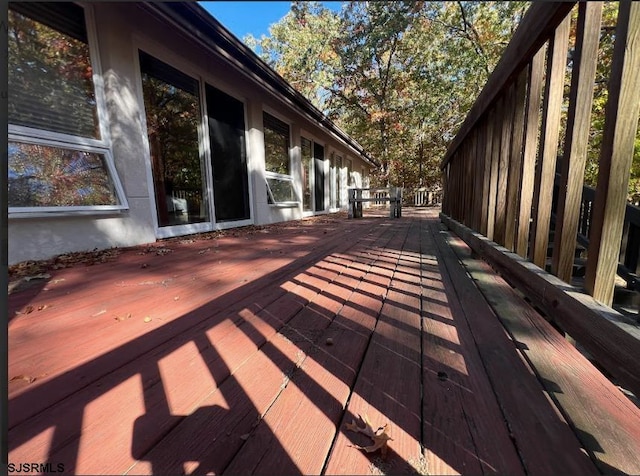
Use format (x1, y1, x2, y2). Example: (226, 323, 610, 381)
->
(439, 1, 640, 402)
(406, 187, 442, 208)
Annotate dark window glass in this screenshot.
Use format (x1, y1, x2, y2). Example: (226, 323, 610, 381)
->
(264, 112, 290, 175)
(140, 51, 208, 227)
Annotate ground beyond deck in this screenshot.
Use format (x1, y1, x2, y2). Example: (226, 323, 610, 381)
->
(7, 208, 628, 475)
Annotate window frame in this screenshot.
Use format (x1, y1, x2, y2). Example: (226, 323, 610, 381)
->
(263, 110, 298, 206)
(8, 2, 129, 216)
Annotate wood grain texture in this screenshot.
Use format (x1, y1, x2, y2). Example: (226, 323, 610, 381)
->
(439, 229, 598, 476)
(441, 212, 640, 400)
(552, 2, 603, 283)
(504, 68, 529, 251)
(494, 82, 515, 246)
(446, 231, 640, 475)
(585, 0, 640, 305)
(487, 103, 502, 241)
(531, 16, 571, 268)
(480, 118, 493, 236)
(517, 45, 547, 258)
(473, 126, 486, 232)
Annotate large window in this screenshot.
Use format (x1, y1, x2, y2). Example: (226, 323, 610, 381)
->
(8, 3, 127, 212)
(140, 51, 208, 227)
(264, 112, 296, 204)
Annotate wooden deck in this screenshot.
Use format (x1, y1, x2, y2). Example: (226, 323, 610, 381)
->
(8, 208, 640, 475)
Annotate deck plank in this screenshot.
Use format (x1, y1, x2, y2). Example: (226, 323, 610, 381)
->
(8, 209, 637, 475)
(447, 231, 640, 475)
(324, 220, 424, 475)
(440, 229, 600, 475)
(122, 220, 397, 475)
(421, 220, 524, 475)
(221, 225, 401, 475)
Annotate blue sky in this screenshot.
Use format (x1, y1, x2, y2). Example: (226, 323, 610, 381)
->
(200, 2, 343, 42)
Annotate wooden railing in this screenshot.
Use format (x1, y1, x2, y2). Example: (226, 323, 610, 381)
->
(406, 187, 442, 207)
(440, 2, 640, 400)
(441, 1, 639, 306)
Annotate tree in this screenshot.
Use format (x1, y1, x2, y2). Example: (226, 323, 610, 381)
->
(247, 2, 527, 188)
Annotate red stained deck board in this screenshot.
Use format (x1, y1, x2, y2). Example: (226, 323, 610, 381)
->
(325, 220, 424, 475)
(421, 222, 524, 475)
(434, 226, 599, 475)
(8, 219, 383, 426)
(9, 226, 386, 474)
(125, 219, 400, 475)
(221, 222, 401, 475)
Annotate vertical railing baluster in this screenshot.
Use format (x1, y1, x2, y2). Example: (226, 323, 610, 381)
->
(585, 0, 640, 305)
(552, 2, 603, 283)
(530, 16, 571, 268)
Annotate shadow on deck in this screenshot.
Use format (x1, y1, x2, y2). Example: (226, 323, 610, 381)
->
(7, 208, 640, 474)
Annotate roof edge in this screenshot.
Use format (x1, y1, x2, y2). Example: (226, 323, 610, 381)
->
(143, 2, 379, 168)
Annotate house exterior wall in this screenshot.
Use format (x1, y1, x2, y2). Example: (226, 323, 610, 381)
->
(8, 2, 373, 264)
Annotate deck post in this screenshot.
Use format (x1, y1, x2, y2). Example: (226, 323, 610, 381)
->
(348, 188, 355, 218)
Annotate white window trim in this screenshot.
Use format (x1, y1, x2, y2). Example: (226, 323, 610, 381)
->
(263, 109, 298, 205)
(8, 134, 129, 215)
(265, 172, 299, 206)
(8, 3, 129, 216)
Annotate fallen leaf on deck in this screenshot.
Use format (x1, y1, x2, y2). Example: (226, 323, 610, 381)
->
(346, 414, 393, 457)
(24, 273, 51, 281)
(10, 375, 37, 384)
(239, 433, 250, 441)
(144, 316, 152, 323)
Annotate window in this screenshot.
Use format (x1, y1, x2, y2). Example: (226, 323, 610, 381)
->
(264, 112, 297, 204)
(140, 51, 208, 227)
(301, 137, 313, 211)
(335, 154, 343, 207)
(8, 3, 127, 213)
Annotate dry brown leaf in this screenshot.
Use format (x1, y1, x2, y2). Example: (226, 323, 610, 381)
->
(24, 273, 51, 281)
(346, 414, 393, 457)
(10, 375, 36, 384)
